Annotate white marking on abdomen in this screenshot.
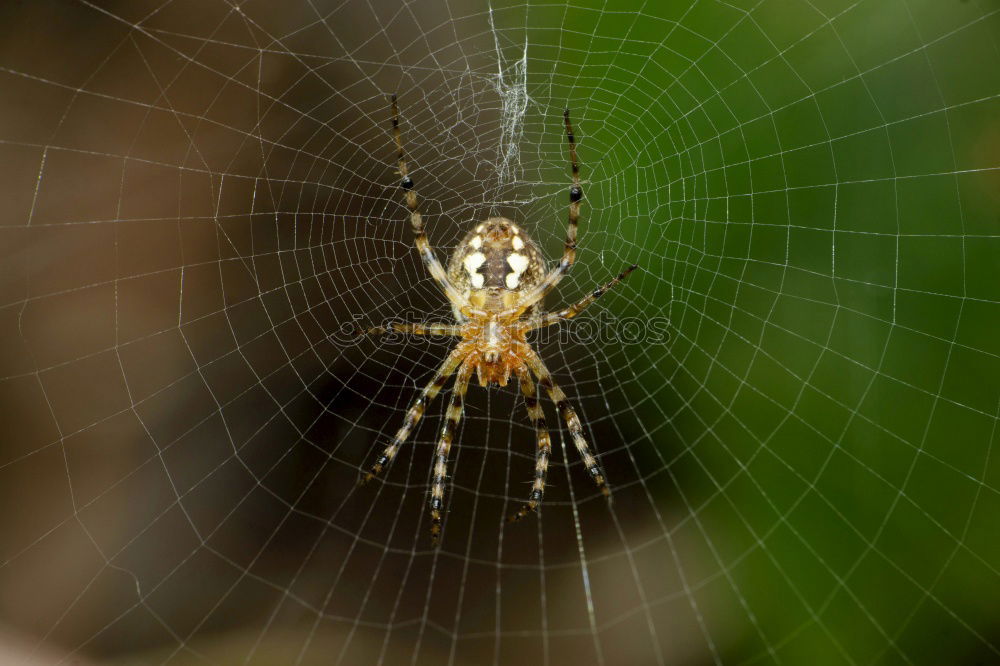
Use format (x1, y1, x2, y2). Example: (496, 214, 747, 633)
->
(464, 251, 486, 288)
(506, 252, 529, 289)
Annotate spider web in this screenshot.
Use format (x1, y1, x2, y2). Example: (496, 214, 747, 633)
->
(1, 0, 999, 664)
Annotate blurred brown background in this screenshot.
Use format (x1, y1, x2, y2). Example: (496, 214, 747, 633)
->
(0, 1, 706, 664)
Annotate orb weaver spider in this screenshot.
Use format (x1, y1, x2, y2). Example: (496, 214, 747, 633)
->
(360, 95, 637, 544)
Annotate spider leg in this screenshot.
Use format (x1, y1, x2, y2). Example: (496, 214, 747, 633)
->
(523, 347, 611, 499)
(357, 322, 462, 337)
(520, 263, 639, 332)
(509, 364, 552, 522)
(501, 108, 584, 318)
(429, 358, 475, 545)
(391, 95, 467, 309)
(361, 347, 465, 484)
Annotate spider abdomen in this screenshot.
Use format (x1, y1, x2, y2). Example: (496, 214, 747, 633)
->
(446, 217, 547, 316)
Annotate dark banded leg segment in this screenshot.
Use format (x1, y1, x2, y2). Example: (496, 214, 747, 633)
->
(524, 348, 610, 499)
(429, 359, 475, 546)
(509, 364, 552, 522)
(502, 108, 584, 317)
(520, 263, 639, 332)
(390, 95, 465, 308)
(361, 348, 465, 484)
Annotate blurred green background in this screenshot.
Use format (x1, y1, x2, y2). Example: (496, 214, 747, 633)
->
(0, 0, 998, 664)
(492, 0, 1000, 663)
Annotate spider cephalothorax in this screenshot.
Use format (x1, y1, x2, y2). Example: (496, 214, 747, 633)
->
(360, 95, 637, 544)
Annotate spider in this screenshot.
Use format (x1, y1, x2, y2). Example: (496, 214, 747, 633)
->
(359, 95, 637, 544)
